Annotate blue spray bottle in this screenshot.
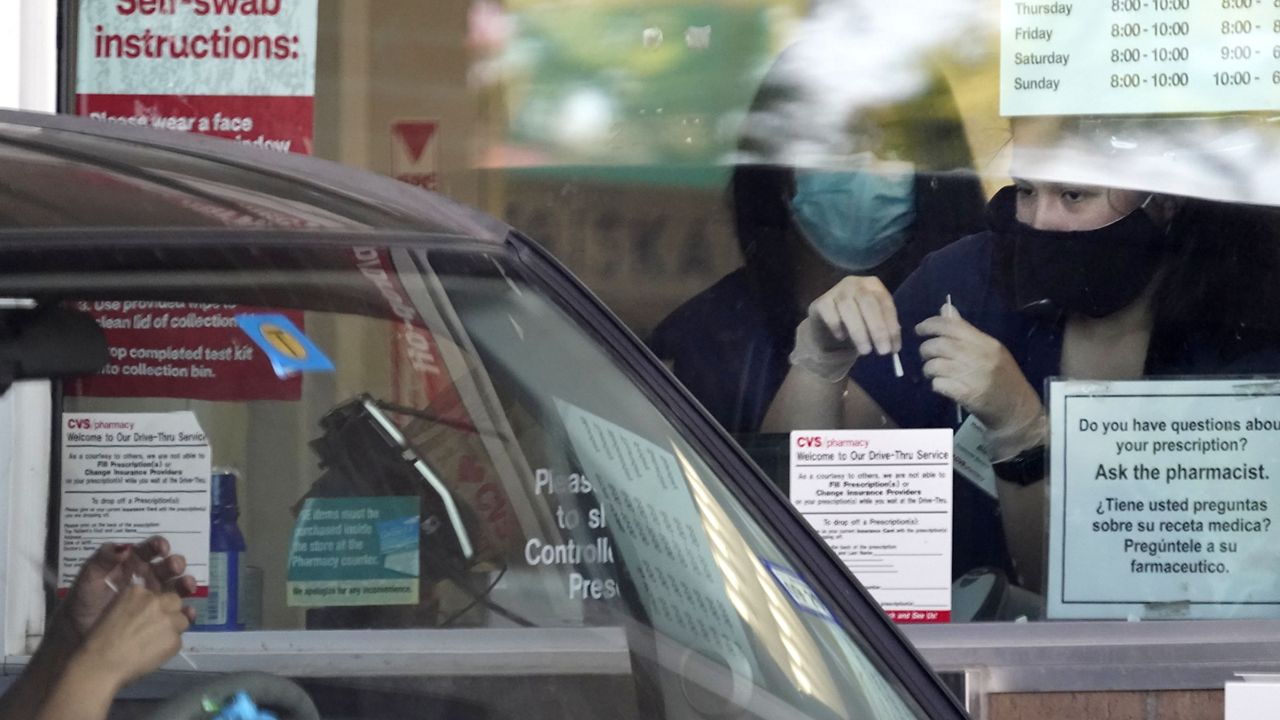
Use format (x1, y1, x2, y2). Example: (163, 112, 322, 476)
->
(191, 468, 247, 631)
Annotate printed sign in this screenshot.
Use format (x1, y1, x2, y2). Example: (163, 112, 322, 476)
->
(59, 412, 211, 592)
(1048, 379, 1280, 619)
(391, 119, 440, 191)
(76, 0, 318, 153)
(286, 496, 421, 607)
(556, 400, 756, 679)
(789, 429, 953, 623)
(1001, 0, 1280, 116)
(67, 302, 303, 401)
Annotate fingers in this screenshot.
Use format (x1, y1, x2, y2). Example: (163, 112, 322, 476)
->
(813, 296, 848, 343)
(918, 336, 960, 363)
(811, 276, 899, 356)
(834, 296, 874, 356)
(915, 314, 975, 342)
(161, 593, 191, 633)
(81, 543, 130, 579)
(853, 292, 895, 356)
(166, 573, 198, 598)
(876, 291, 903, 353)
(125, 537, 195, 595)
(132, 536, 171, 563)
(153, 553, 186, 582)
(921, 356, 964, 382)
(929, 376, 967, 403)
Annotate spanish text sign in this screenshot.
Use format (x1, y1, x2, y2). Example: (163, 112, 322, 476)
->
(789, 430, 952, 623)
(1049, 379, 1280, 620)
(1000, 0, 1280, 116)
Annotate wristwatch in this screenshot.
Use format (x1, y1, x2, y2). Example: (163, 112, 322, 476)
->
(991, 445, 1045, 486)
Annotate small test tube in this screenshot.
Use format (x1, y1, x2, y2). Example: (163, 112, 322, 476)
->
(892, 351, 904, 378)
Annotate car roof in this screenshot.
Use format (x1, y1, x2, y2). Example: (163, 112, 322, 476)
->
(0, 110, 511, 242)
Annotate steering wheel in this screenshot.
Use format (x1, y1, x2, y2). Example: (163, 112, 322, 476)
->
(141, 672, 319, 720)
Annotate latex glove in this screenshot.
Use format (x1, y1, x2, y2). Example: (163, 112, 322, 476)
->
(60, 537, 198, 640)
(790, 276, 901, 382)
(67, 584, 191, 691)
(915, 302, 1046, 459)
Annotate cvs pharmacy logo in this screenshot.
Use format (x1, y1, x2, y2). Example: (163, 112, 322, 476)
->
(795, 436, 823, 448)
(66, 418, 91, 430)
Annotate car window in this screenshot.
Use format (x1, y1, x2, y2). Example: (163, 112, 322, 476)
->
(3, 239, 931, 719)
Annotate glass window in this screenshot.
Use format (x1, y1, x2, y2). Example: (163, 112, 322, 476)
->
(5, 238, 929, 718)
(59, 0, 1280, 631)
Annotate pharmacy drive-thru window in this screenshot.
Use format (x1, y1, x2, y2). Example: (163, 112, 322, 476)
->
(2, 0, 1280, 715)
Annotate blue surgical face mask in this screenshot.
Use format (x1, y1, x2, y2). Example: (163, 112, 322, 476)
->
(791, 163, 917, 271)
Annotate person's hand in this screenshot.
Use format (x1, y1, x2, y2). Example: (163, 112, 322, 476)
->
(791, 276, 901, 382)
(60, 537, 198, 641)
(66, 584, 191, 692)
(915, 303, 1046, 457)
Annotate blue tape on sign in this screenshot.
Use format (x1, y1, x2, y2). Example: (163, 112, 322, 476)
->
(236, 313, 335, 379)
(762, 559, 836, 622)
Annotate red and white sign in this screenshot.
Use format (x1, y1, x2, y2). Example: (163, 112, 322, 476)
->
(76, 0, 318, 154)
(68, 302, 303, 401)
(390, 119, 440, 190)
(73, 1, 318, 399)
(789, 429, 953, 624)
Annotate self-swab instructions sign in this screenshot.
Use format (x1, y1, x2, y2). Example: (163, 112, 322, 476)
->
(1048, 379, 1280, 620)
(789, 430, 952, 623)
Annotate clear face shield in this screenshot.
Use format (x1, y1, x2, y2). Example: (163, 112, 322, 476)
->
(1003, 114, 1280, 211)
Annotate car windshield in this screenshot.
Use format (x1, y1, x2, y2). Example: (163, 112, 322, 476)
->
(3, 238, 931, 719)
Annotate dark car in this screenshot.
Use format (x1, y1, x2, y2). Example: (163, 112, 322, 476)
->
(0, 109, 965, 719)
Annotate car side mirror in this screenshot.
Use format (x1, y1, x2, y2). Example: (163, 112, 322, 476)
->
(0, 305, 108, 395)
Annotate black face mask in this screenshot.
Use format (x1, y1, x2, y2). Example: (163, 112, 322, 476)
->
(988, 185, 1171, 319)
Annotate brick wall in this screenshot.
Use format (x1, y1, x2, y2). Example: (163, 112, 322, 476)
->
(988, 690, 1223, 720)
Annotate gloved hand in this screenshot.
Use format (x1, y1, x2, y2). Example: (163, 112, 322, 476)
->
(915, 302, 1046, 459)
(790, 276, 901, 382)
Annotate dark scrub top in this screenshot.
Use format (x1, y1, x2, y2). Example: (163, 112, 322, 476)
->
(649, 269, 794, 434)
(851, 230, 1280, 581)
(851, 231, 1036, 581)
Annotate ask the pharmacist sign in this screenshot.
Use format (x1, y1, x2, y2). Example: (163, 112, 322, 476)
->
(76, 0, 317, 154)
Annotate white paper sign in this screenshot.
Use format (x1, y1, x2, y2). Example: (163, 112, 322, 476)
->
(556, 400, 756, 677)
(1000, 0, 1280, 116)
(1048, 379, 1280, 619)
(789, 430, 953, 623)
(59, 412, 211, 589)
